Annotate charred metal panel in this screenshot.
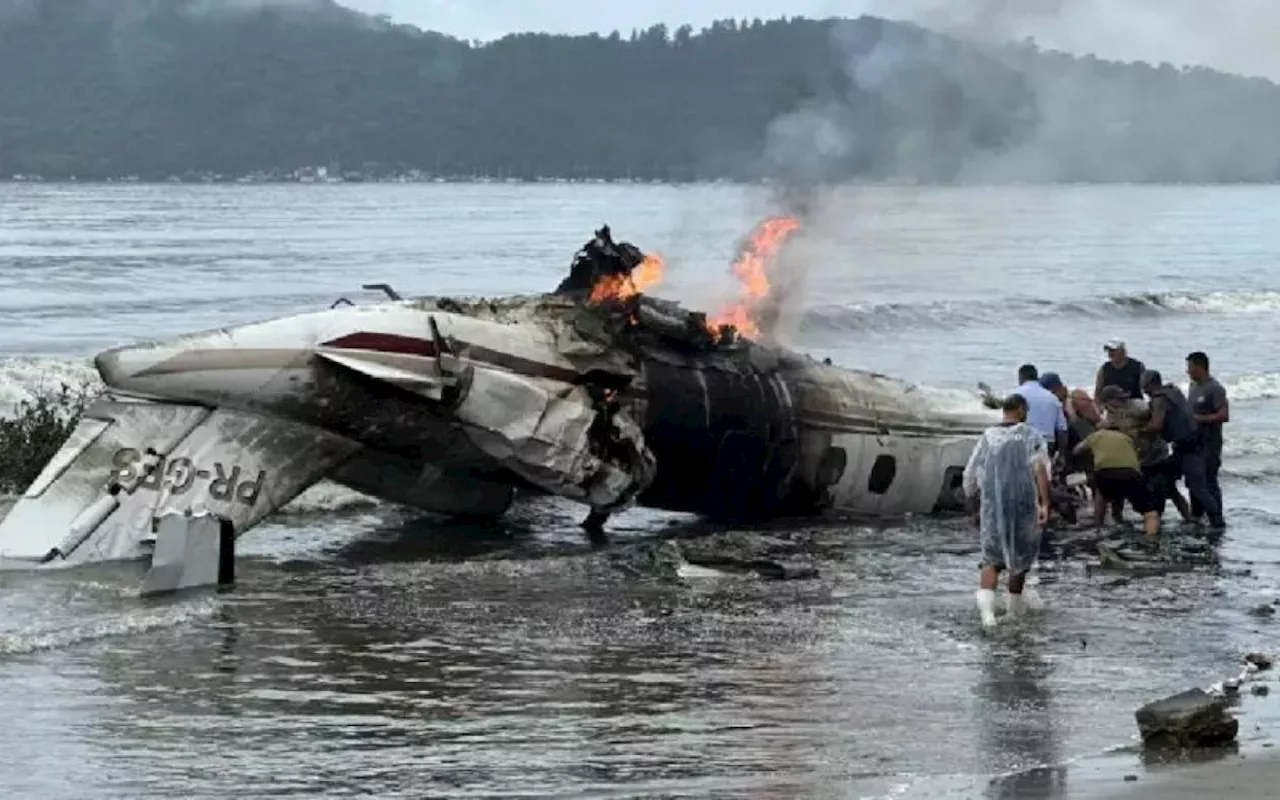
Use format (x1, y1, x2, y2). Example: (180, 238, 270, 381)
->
(637, 360, 800, 520)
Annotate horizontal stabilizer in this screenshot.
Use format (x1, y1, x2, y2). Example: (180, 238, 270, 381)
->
(0, 395, 362, 565)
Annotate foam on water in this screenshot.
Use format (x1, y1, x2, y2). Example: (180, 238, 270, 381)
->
(802, 289, 1280, 336)
(0, 356, 98, 415)
(0, 595, 220, 655)
(1222, 372, 1280, 401)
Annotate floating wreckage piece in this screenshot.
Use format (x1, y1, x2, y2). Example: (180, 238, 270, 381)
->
(0, 224, 995, 594)
(1078, 526, 1221, 580)
(611, 531, 821, 582)
(1246, 652, 1274, 671)
(1135, 689, 1239, 749)
(1135, 652, 1278, 749)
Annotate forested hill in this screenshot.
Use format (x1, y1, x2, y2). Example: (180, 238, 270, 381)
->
(3, 0, 1280, 183)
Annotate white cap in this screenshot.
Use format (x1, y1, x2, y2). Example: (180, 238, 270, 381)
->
(1104, 339, 1125, 351)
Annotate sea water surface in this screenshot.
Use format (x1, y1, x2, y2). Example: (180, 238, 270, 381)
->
(2, 183, 1280, 799)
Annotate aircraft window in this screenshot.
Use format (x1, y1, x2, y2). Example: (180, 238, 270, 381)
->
(868, 454, 896, 495)
(933, 466, 966, 512)
(816, 447, 847, 487)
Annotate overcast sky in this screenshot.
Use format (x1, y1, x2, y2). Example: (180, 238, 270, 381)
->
(343, 0, 1280, 80)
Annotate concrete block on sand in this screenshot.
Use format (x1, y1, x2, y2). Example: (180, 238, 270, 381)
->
(1135, 688, 1238, 748)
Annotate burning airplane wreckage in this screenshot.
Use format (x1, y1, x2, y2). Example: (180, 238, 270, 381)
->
(0, 219, 997, 594)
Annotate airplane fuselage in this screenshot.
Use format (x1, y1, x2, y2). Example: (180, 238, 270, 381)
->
(0, 292, 997, 568)
(93, 294, 996, 520)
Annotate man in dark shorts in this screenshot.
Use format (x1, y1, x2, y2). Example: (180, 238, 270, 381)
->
(1074, 423, 1160, 536)
(1187, 351, 1229, 522)
(1142, 369, 1225, 529)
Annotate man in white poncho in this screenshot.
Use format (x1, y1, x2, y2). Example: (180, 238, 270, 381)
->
(963, 393, 1053, 628)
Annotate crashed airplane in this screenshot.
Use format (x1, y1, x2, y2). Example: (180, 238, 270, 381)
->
(0, 225, 997, 591)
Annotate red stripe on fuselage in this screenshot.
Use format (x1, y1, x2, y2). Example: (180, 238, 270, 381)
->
(321, 332, 438, 357)
(322, 330, 626, 388)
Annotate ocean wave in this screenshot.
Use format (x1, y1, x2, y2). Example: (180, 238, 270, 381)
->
(0, 356, 99, 416)
(801, 289, 1280, 335)
(1223, 373, 1280, 402)
(1224, 434, 1280, 458)
(0, 595, 219, 655)
(1220, 462, 1280, 484)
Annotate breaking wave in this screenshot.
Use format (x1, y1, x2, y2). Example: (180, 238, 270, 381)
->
(1223, 372, 1280, 402)
(802, 289, 1280, 335)
(0, 356, 98, 416)
(0, 594, 220, 655)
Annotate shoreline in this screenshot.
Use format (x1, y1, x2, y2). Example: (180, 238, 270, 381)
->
(1049, 747, 1280, 799)
(975, 682, 1280, 799)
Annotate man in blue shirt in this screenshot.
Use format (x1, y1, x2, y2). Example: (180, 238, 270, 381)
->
(1014, 364, 1069, 457)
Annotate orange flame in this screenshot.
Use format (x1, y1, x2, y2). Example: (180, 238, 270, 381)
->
(707, 216, 802, 339)
(588, 253, 666, 304)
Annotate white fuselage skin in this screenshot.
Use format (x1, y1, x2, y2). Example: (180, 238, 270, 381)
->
(93, 298, 997, 520)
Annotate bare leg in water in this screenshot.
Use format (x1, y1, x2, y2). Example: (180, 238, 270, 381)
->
(1007, 570, 1028, 594)
(981, 566, 1033, 597)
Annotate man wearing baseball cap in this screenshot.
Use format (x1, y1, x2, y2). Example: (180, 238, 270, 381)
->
(1040, 371, 1098, 470)
(1093, 340, 1145, 402)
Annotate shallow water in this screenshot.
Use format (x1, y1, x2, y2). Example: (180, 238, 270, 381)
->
(2, 183, 1280, 798)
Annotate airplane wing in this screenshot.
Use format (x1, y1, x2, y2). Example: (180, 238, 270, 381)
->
(315, 336, 657, 514)
(0, 394, 362, 566)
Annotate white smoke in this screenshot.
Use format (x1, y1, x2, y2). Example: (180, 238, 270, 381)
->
(753, 2, 1280, 345)
(860, 0, 1280, 82)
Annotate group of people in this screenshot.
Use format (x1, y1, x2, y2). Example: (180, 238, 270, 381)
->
(963, 340, 1231, 628)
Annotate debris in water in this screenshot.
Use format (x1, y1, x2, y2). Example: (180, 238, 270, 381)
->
(1096, 543, 1131, 572)
(1250, 604, 1276, 618)
(1135, 688, 1239, 749)
(610, 530, 821, 583)
(1252, 685, 1270, 697)
(1246, 653, 1274, 671)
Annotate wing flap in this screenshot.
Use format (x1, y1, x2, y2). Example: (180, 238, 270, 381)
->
(314, 347, 458, 399)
